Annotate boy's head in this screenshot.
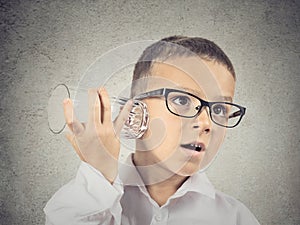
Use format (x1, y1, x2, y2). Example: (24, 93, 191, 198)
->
(131, 35, 236, 97)
(129, 36, 244, 183)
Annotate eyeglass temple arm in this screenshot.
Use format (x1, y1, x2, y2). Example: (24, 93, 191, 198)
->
(229, 110, 242, 119)
(134, 88, 166, 100)
(112, 89, 166, 105)
(111, 96, 130, 105)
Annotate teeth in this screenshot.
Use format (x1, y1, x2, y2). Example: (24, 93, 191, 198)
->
(181, 143, 204, 152)
(190, 144, 201, 148)
(188, 144, 202, 152)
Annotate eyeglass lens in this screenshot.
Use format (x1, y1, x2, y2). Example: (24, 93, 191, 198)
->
(166, 91, 242, 127)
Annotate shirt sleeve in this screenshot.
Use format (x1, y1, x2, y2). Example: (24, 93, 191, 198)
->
(44, 161, 124, 225)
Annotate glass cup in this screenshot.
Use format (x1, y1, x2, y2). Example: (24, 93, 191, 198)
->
(47, 84, 149, 139)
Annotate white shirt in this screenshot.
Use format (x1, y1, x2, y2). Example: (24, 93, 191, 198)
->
(44, 156, 260, 225)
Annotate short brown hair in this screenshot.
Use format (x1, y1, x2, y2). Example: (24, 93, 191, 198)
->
(131, 35, 235, 96)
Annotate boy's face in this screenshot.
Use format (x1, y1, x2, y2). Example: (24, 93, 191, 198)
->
(133, 56, 235, 182)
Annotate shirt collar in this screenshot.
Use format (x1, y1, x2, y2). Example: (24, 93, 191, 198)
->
(119, 153, 216, 200)
(119, 153, 145, 187)
(174, 170, 216, 199)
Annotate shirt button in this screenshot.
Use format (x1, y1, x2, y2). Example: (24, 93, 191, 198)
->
(155, 214, 162, 221)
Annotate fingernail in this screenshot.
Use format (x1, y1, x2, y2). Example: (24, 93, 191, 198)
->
(63, 98, 69, 104)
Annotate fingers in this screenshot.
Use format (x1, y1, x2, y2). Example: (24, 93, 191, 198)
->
(88, 87, 113, 127)
(113, 99, 133, 136)
(98, 88, 112, 125)
(66, 87, 126, 136)
(63, 98, 84, 135)
(88, 89, 101, 126)
(65, 132, 86, 162)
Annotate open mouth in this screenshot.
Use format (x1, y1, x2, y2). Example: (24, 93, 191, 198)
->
(180, 142, 205, 152)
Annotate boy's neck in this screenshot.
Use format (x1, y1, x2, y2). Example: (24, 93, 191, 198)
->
(146, 174, 188, 207)
(132, 153, 189, 207)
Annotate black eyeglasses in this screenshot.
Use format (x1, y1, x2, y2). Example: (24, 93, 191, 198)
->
(134, 88, 246, 128)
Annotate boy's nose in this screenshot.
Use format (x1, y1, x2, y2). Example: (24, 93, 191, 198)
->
(192, 107, 211, 134)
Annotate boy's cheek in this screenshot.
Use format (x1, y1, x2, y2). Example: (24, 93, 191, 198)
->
(138, 115, 183, 151)
(139, 98, 184, 147)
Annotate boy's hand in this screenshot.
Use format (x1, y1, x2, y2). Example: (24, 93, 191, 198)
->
(63, 87, 132, 184)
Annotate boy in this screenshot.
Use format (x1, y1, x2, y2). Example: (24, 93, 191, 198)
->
(44, 36, 260, 224)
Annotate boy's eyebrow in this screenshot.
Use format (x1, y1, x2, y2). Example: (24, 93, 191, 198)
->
(175, 86, 203, 97)
(176, 86, 233, 102)
(215, 96, 233, 102)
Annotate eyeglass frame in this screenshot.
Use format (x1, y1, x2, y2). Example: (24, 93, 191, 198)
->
(133, 88, 246, 128)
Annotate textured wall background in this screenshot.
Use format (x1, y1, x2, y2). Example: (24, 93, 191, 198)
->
(0, 0, 299, 224)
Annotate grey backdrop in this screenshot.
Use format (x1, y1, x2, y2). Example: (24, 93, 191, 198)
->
(1, 0, 299, 224)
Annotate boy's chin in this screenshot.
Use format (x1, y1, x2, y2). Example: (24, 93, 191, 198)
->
(173, 163, 201, 177)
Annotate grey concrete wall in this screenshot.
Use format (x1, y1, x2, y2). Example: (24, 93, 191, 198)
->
(0, 0, 299, 224)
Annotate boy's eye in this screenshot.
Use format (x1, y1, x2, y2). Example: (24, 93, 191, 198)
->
(212, 104, 227, 116)
(171, 95, 191, 106)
